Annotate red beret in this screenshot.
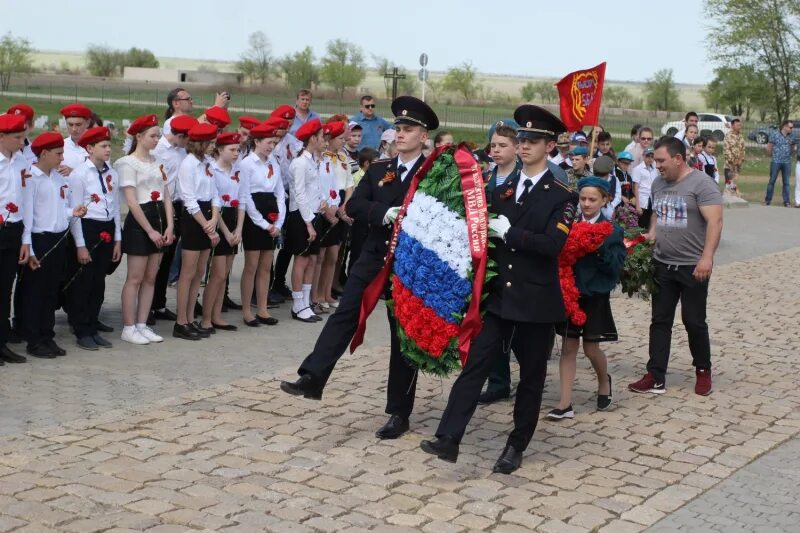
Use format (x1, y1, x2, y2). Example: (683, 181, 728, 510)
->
(60, 103, 92, 120)
(249, 122, 278, 139)
(128, 114, 159, 135)
(263, 116, 290, 131)
(188, 123, 218, 142)
(294, 118, 323, 142)
(170, 115, 199, 135)
(270, 105, 296, 120)
(323, 121, 346, 138)
(31, 132, 64, 157)
(205, 106, 231, 129)
(0, 114, 26, 134)
(7, 104, 34, 122)
(78, 126, 111, 148)
(238, 116, 260, 130)
(216, 132, 241, 146)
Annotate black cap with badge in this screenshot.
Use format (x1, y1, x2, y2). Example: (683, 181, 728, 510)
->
(391, 96, 439, 131)
(513, 104, 566, 141)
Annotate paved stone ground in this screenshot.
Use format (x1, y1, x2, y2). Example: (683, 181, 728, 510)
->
(0, 205, 798, 531)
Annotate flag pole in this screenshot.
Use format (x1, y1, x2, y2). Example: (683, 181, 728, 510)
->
(588, 126, 599, 161)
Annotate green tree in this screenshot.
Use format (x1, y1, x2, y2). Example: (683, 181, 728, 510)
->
(237, 31, 273, 85)
(279, 46, 319, 91)
(125, 47, 159, 68)
(534, 81, 557, 103)
(702, 65, 772, 120)
(0, 33, 33, 91)
(520, 81, 537, 102)
(705, 0, 800, 121)
(604, 85, 632, 108)
(320, 39, 366, 99)
(86, 44, 124, 77)
(442, 62, 481, 103)
(643, 69, 683, 111)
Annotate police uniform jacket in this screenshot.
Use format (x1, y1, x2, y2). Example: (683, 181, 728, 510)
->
(485, 169, 578, 324)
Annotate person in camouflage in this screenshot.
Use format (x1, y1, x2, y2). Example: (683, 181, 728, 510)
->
(566, 146, 592, 188)
(723, 118, 745, 196)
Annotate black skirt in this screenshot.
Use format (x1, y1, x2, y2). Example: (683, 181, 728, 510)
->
(214, 206, 239, 256)
(181, 201, 214, 251)
(320, 189, 347, 247)
(286, 210, 320, 256)
(555, 293, 618, 342)
(122, 201, 167, 256)
(242, 192, 278, 251)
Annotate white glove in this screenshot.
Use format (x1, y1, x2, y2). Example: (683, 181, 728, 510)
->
(488, 215, 511, 239)
(383, 206, 401, 225)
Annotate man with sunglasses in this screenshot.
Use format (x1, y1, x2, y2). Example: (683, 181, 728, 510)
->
(163, 89, 229, 136)
(630, 126, 655, 168)
(350, 95, 392, 151)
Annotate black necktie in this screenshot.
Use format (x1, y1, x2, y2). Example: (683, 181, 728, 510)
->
(517, 178, 533, 205)
(397, 165, 407, 181)
(97, 166, 107, 194)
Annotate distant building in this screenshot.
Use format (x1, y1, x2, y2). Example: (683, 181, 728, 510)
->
(123, 67, 242, 85)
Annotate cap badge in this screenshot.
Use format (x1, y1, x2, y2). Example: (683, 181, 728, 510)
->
(401, 110, 408, 116)
(526, 121, 532, 127)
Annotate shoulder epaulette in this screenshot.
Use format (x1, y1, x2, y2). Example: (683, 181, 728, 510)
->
(375, 158, 392, 163)
(552, 179, 574, 192)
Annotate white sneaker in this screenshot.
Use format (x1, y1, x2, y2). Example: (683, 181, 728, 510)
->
(136, 326, 164, 343)
(121, 327, 150, 345)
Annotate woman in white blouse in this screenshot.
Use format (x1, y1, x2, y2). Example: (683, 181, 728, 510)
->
(199, 132, 246, 331)
(173, 123, 220, 341)
(239, 122, 285, 327)
(116, 115, 174, 346)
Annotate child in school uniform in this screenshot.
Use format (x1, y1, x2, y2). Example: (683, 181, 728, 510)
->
(19, 132, 87, 358)
(548, 176, 626, 420)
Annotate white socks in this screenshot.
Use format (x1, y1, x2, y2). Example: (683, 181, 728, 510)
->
(293, 289, 315, 320)
(302, 284, 312, 308)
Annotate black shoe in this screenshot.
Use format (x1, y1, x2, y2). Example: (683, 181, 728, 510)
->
(275, 284, 292, 298)
(375, 415, 409, 440)
(191, 322, 213, 337)
(26, 343, 56, 359)
(420, 436, 459, 463)
(291, 309, 318, 323)
(546, 405, 575, 420)
(280, 374, 323, 400)
(0, 344, 26, 363)
(46, 339, 66, 357)
(478, 389, 511, 405)
(223, 296, 242, 310)
(95, 320, 114, 333)
(243, 317, 260, 328)
(211, 322, 238, 332)
(7, 329, 23, 344)
(256, 315, 279, 326)
(153, 308, 178, 321)
(268, 290, 285, 304)
(492, 445, 523, 474)
(173, 323, 201, 341)
(597, 375, 612, 411)
(76, 336, 99, 351)
(146, 311, 156, 326)
(92, 335, 113, 348)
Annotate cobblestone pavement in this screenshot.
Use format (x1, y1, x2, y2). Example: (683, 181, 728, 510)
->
(0, 238, 797, 530)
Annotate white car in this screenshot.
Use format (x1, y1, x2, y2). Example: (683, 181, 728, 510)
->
(661, 113, 735, 141)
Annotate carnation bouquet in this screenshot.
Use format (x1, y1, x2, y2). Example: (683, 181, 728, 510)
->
(350, 145, 491, 376)
(613, 204, 657, 299)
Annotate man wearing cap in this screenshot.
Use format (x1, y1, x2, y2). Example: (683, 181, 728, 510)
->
(420, 104, 578, 474)
(59, 103, 93, 175)
(551, 132, 571, 169)
(281, 95, 437, 441)
(290, 89, 320, 135)
(351, 95, 392, 151)
(616, 151, 636, 205)
(591, 155, 622, 219)
(0, 114, 30, 364)
(7, 104, 36, 167)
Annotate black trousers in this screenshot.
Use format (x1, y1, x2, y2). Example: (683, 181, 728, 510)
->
(0, 222, 22, 346)
(346, 219, 368, 278)
(647, 260, 711, 383)
(152, 200, 182, 311)
(436, 313, 552, 450)
(65, 219, 115, 338)
(482, 327, 555, 395)
(298, 252, 418, 418)
(20, 231, 68, 348)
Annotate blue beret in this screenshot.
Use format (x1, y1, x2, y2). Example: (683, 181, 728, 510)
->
(617, 150, 634, 161)
(487, 118, 519, 142)
(577, 176, 610, 193)
(569, 146, 588, 156)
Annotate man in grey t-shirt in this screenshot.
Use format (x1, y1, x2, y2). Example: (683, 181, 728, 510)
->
(629, 137, 723, 397)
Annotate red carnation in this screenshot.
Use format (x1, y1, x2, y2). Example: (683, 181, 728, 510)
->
(267, 212, 279, 222)
(151, 191, 160, 202)
(329, 190, 337, 200)
(5, 202, 18, 214)
(230, 199, 240, 208)
(99, 231, 112, 243)
(221, 194, 231, 203)
(90, 193, 101, 203)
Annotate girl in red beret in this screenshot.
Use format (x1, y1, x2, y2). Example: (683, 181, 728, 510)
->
(115, 115, 175, 345)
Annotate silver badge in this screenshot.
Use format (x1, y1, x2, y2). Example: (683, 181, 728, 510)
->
(402, 110, 408, 116)
(526, 121, 532, 127)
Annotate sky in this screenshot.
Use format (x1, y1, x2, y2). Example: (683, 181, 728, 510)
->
(1, 0, 712, 84)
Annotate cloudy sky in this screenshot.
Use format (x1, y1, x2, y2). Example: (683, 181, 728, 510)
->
(2, 0, 711, 84)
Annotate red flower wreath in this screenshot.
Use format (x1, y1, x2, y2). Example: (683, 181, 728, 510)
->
(558, 221, 614, 326)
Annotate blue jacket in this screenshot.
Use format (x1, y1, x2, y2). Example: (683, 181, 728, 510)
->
(350, 112, 392, 151)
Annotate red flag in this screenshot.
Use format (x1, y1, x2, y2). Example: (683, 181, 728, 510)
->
(556, 62, 606, 131)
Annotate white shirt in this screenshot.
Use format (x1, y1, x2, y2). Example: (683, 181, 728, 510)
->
(152, 136, 186, 201)
(319, 153, 342, 209)
(239, 152, 286, 230)
(515, 169, 547, 201)
(21, 139, 36, 167)
(178, 154, 221, 215)
(62, 137, 88, 172)
(632, 161, 659, 207)
(22, 166, 73, 257)
(583, 212, 602, 224)
(698, 152, 720, 183)
(289, 151, 322, 223)
(69, 159, 122, 245)
(274, 133, 303, 191)
(600, 174, 623, 220)
(550, 152, 566, 166)
(397, 153, 423, 182)
(162, 116, 174, 136)
(210, 159, 247, 212)
(0, 151, 27, 224)
(115, 155, 168, 205)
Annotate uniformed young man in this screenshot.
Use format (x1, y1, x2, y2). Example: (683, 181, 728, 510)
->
(281, 96, 438, 440)
(420, 105, 578, 474)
